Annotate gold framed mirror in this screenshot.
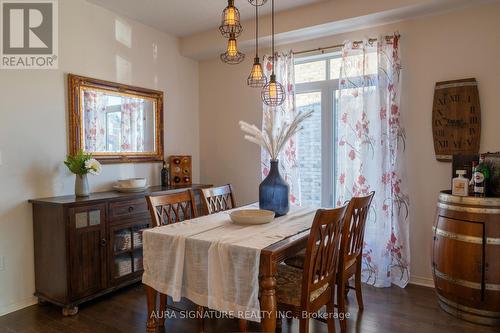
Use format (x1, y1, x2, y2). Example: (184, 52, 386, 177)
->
(68, 74, 164, 163)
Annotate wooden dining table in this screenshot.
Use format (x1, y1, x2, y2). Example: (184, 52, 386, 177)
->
(144, 228, 311, 333)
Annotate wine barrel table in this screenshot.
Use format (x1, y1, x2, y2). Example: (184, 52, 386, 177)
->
(432, 191, 500, 326)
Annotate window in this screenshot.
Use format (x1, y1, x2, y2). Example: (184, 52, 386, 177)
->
(295, 50, 378, 207)
(295, 52, 340, 207)
(296, 92, 322, 206)
(106, 110, 122, 151)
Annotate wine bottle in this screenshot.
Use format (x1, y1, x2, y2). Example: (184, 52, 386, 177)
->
(472, 154, 490, 197)
(161, 161, 170, 187)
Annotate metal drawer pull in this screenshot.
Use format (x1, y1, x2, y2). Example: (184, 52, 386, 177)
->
(128, 206, 134, 213)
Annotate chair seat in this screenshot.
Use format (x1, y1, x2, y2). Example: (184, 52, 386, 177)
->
(276, 264, 328, 307)
(285, 250, 357, 272)
(284, 249, 306, 269)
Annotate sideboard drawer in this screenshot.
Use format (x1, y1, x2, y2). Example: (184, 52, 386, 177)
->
(109, 198, 149, 222)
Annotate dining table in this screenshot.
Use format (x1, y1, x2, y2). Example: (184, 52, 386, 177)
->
(142, 205, 317, 333)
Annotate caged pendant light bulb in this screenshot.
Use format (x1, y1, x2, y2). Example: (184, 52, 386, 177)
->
(261, 0, 285, 106)
(247, 3, 267, 87)
(262, 73, 285, 106)
(219, 0, 243, 38)
(248, 60, 266, 87)
(220, 33, 245, 64)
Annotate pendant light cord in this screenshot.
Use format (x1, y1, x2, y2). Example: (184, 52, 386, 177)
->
(255, 5, 259, 57)
(271, 0, 275, 75)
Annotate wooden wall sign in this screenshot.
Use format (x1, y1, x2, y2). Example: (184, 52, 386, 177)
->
(432, 78, 481, 162)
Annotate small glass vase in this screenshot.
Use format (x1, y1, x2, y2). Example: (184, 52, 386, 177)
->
(259, 159, 289, 216)
(75, 174, 90, 197)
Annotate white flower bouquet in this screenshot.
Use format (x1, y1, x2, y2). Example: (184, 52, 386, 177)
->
(64, 150, 102, 176)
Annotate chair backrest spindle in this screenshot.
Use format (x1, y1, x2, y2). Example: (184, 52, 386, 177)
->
(201, 184, 236, 215)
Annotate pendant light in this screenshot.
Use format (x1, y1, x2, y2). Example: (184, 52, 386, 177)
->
(261, 0, 285, 106)
(220, 33, 245, 64)
(219, 0, 243, 38)
(247, 2, 267, 87)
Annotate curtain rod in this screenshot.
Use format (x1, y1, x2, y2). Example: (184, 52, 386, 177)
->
(293, 35, 395, 56)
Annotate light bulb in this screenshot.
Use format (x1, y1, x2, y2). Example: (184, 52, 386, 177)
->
(225, 7, 236, 26)
(269, 82, 277, 99)
(250, 63, 263, 79)
(227, 38, 238, 57)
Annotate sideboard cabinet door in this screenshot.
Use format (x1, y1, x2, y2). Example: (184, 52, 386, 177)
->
(68, 204, 107, 300)
(109, 220, 150, 285)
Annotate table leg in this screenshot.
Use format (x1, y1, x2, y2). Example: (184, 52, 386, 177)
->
(260, 272, 277, 332)
(145, 284, 157, 333)
(159, 293, 167, 328)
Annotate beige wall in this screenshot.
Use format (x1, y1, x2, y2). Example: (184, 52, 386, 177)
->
(0, 0, 199, 314)
(199, 3, 500, 286)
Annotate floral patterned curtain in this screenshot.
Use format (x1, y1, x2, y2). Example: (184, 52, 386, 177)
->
(84, 91, 107, 152)
(335, 34, 410, 287)
(120, 97, 145, 152)
(262, 51, 301, 205)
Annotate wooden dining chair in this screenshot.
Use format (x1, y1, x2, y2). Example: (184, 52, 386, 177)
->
(336, 191, 374, 332)
(146, 189, 198, 227)
(283, 192, 375, 333)
(276, 205, 348, 333)
(200, 184, 236, 215)
(145, 190, 204, 332)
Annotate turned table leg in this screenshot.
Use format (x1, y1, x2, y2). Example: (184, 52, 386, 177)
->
(239, 319, 248, 332)
(159, 293, 167, 328)
(260, 260, 277, 333)
(145, 285, 158, 333)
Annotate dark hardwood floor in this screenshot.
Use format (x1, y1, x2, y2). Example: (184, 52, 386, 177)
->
(0, 283, 497, 333)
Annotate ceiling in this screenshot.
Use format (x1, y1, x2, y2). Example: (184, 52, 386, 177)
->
(86, 0, 327, 37)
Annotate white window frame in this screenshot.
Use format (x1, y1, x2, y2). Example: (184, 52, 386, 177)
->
(295, 51, 342, 207)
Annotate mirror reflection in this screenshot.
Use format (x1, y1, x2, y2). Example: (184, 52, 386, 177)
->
(81, 88, 156, 153)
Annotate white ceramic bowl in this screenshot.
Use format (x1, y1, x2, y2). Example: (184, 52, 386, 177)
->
(117, 178, 147, 188)
(229, 209, 275, 225)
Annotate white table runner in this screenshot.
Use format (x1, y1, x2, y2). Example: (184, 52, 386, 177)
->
(142, 204, 317, 322)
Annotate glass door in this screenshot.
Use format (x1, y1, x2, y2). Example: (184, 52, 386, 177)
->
(296, 91, 322, 207)
(109, 221, 150, 283)
(295, 51, 341, 207)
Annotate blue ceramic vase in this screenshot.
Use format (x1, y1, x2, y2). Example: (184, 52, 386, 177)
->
(259, 160, 289, 216)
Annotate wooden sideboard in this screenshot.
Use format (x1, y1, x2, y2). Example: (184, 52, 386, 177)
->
(432, 190, 500, 326)
(29, 184, 211, 315)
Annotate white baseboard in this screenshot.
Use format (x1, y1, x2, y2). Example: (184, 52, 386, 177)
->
(409, 275, 435, 288)
(0, 296, 37, 317)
